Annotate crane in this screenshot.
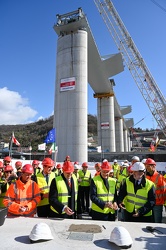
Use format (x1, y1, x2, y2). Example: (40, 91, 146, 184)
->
(94, 0, 166, 137)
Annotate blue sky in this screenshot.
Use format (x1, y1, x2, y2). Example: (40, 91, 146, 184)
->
(0, 0, 166, 130)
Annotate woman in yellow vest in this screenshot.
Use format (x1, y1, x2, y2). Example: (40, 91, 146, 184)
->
(118, 162, 155, 222)
(90, 159, 118, 221)
(49, 161, 78, 219)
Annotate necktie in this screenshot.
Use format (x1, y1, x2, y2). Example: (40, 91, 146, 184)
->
(68, 179, 71, 188)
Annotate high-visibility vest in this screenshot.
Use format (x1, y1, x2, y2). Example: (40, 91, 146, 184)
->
(116, 169, 128, 190)
(78, 170, 91, 187)
(37, 172, 55, 206)
(0, 182, 9, 208)
(124, 178, 154, 216)
(146, 171, 166, 205)
(91, 175, 116, 214)
(50, 175, 78, 214)
(3, 179, 41, 217)
(112, 164, 120, 178)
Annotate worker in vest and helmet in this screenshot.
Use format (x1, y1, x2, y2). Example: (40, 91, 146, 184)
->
(112, 159, 120, 179)
(49, 161, 78, 219)
(3, 156, 12, 167)
(118, 162, 155, 222)
(36, 157, 55, 217)
(3, 164, 41, 217)
(0, 165, 17, 208)
(15, 161, 23, 178)
(90, 159, 118, 221)
(145, 158, 166, 223)
(78, 162, 91, 213)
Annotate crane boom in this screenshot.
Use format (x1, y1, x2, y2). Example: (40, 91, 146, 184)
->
(94, 0, 166, 137)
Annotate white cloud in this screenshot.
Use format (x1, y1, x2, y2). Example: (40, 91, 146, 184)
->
(0, 87, 37, 125)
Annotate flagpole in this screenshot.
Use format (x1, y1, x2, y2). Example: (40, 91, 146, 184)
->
(9, 132, 13, 157)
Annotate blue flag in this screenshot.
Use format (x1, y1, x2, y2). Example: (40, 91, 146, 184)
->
(44, 128, 56, 144)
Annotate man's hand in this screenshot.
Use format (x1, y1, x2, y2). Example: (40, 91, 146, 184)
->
(119, 203, 126, 210)
(64, 206, 74, 215)
(19, 206, 28, 213)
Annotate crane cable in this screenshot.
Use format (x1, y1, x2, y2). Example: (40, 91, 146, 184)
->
(150, 0, 166, 13)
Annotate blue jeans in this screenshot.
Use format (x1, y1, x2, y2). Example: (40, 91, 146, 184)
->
(153, 205, 163, 223)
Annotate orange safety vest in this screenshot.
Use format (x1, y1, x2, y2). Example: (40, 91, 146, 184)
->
(146, 171, 166, 205)
(3, 179, 41, 217)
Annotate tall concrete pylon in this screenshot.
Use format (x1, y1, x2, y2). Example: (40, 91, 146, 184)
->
(53, 8, 132, 162)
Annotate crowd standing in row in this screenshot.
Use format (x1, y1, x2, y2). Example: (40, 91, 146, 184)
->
(0, 155, 166, 223)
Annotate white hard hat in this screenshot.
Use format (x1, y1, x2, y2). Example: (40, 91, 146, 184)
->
(120, 162, 124, 166)
(74, 164, 79, 170)
(29, 223, 54, 242)
(123, 163, 129, 167)
(113, 159, 117, 163)
(141, 158, 147, 164)
(131, 162, 145, 172)
(109, 226, 133, 248)
(131, 156, 140, 162)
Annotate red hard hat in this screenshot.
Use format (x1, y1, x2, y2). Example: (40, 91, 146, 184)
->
(32, 160, 39, 165)
(15, 161, 22, 167)
(22, 164, 34, 174)
(62, 161, 74, 173)
(4, 156, 11, 162)
(65, 155, 71, 161)
(127, 166, 133, 173)
(0, 161, 4, 169)
(56, 163, 62, 169)
(145, 158, 156, 165)
(74, 161, 79, 165)
(82, 162, 88, 167)
(4, 165, 13, 172)
(101, 160, 111, 171)
(42, 158, 55, 167)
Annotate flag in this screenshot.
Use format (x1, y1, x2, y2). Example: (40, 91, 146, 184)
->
(12, 132, 20, 146)
(44, 128, 56, 144)
(48, 142, 56, 154)
(38, 143, 46, 151)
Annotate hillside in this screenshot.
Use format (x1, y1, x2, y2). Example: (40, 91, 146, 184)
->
(0, 115, 97, 151)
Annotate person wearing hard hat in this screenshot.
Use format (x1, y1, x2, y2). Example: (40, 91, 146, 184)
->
(94, 162, 101, 177)
(145, 158, 166, 223)
(118, 162, 155, 222)
(73, 162, 79, 179)
(3, 164, 41, 217)
(112, 159, 120, 179)
(78, 162, 91, 214)
(35, 157, 55, 217)
(15, 161, 23, 178)
(116, 163, 129, 191)
(131, 156, 140, 165)
(3, 156, 12, 167)
(31, 160, 41, 179)
(49, 161, 78, 219)
(90, 159, 118, 221)
(52, 163, 62, 176)
(0, 165, 17, 208)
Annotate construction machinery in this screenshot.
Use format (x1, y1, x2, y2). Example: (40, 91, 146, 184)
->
(94, 0, 166, 137)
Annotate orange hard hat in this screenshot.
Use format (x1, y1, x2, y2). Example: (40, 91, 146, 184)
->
(101, 160, 111, 171)
(145, 158, 156, 165)
(4, 165, 13, 172)
(42, 158, 55, 167)
(32, 160, 39, 165)
(82, 162, 88, 167)
(15, 161, 22, 167)
(22, 164, 34, 174)
(95, 162, 101, 168)
(4, 156, 11, 162)
(62, 161, 74, 173)
(56, 163, 62, 169)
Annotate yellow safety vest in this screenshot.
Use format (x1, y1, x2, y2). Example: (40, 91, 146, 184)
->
(112, 164, 120, 178)
(0, 182, 9, 208)
(37, 172, 55, 206)
(124, 178, 154, 216)
(50, 175, 78, 214)
(78, 170, 91, 187)
(91, 175, 116, 214)
(116, 170, 127, 190)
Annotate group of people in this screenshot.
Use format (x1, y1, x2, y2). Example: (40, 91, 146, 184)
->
(0, 155, 166, 224)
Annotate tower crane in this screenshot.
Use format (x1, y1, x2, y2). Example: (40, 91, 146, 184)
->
(94, 0, 166, 137)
